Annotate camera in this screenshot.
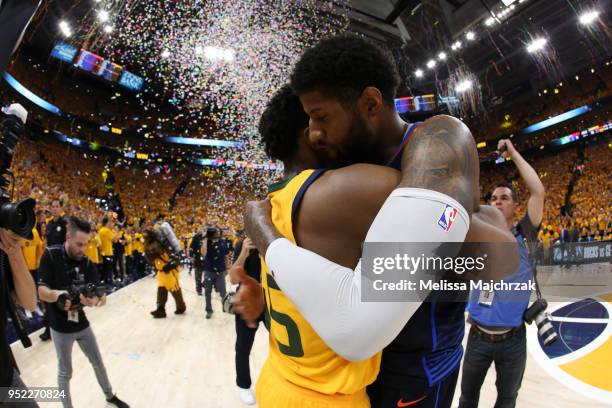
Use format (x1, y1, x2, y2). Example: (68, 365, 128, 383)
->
(57, 270, 108, 311)
(523, 298, 558, 346)
(222, 292, 236, 314)
(0, 104, 35, 239)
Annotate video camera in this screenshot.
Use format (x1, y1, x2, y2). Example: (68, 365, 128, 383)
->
(0, 104, 36, 239)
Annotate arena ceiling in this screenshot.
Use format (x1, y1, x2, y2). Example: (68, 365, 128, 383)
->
(14, 0, 612, 126)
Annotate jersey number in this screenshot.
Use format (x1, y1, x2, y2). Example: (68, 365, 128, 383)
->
(264, 273, 304, 357)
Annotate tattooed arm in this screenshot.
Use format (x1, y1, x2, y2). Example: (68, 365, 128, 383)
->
(398, 115, 480, 216)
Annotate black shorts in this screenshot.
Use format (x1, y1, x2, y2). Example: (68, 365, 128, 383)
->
(367, 368, 459, 408)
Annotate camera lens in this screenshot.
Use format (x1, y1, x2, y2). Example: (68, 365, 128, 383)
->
(535, 313, 558, 346)
(0, 198, 36, 239)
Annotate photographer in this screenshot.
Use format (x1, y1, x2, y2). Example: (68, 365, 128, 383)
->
(459, 139, 544, 408)
(203, 227, 229, 319)
(37, 217, 128, 408)
(228, 235, 261, 406)
(0, 228, 37, 402)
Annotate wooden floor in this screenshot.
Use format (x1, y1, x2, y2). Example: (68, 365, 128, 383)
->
(11, 269, 611, 407)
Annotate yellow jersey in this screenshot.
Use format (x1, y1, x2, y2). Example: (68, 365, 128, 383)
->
(133, 232, 144, 253)
(85, 235, 100, 264)
(99, 226, 115, 257)
(21, 228, 43, 270)
(124, 233, 134, 256)
(260, 169, 381, 396)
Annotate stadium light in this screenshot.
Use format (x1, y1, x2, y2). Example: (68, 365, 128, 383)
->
(438, 52, 447, 61)
(579, 10, 599, 25)
(195, 46, 203, 55)
(59, 21, 72, 37)
(426, 59, 436, 69)
(451, 41, 462, 50)
(161, 50, 171, 58)
(104, 25, 113, 34)
(526, 38, 547, 53)
(466, 31, 475, 41)
(415, 69, 424, 78)
(98, 10, 110, 23)
(485, 17, 496, 26)
(456, 80, 472, 93)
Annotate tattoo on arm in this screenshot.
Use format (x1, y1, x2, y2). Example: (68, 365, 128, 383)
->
(398, 116, 477, 215)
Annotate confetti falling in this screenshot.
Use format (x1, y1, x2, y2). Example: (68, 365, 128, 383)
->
(82, 0, 349, 178)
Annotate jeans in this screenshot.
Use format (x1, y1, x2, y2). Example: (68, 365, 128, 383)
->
(235, 315, 259, 388)
(51, 326, 114, 408)
(458, 325, 526, 408)
(204, 270, 226, 313)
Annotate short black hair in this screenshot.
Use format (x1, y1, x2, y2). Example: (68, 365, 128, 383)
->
(258, 85, 309, 161)
(492, 183, 518, 202)
(291, 34, 400, 106)
(102, 216, 109, 225)
(67, 216, 91, 234)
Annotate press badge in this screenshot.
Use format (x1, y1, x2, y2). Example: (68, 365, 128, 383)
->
(478, 290, 495, 307)
(67, 310, 79, 323)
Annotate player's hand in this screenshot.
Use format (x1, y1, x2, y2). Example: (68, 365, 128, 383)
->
(232, 268, 264, 329)
(496, 139, 516, 159)
(244, 199, 282, 256)
(0, 228, 22, 257)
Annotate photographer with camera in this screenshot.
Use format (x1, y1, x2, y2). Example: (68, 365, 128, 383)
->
(37, 217, 128, 408)
(0, 228, 37, 401)
(203, 226, 230, 319)
(459, 139, 546, 408)
(228, 235, 261, 405)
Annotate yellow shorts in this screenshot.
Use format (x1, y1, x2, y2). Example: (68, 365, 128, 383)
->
(255, 360, 371, 408)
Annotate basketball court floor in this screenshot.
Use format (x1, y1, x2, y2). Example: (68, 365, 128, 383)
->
(11, 264, 612, 407)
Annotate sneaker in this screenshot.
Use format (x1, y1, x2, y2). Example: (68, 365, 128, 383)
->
(34, 307, 44, 317)
(107, 394, 129, 408)
(39, 330, 51, 341)
(205, 311, 213, 319)
(238, 387, 256, 405)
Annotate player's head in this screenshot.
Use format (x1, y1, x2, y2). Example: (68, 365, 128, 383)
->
(291, 34, 401, 167)
(66, 216, 91, 261)
(490, 183, 519, 221)
(259, 85, 322, 170)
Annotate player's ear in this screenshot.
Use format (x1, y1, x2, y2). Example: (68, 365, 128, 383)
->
(359, 87, 384, 117)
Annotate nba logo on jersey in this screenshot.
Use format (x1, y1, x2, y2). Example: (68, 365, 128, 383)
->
(438, 205, 457, 232)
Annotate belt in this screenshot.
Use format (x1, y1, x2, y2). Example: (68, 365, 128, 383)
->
(470, 324, 524, 342)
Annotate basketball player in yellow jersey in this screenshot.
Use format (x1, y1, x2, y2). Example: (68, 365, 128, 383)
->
(250, 86, 383, 408)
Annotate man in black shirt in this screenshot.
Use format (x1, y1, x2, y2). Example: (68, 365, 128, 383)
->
(40, 199, 66, 341)
(229, 236, 261, 406)
(0, 228, 38, 405)
(189, 228, 206, 296)
(45, 199, 67, 246)
(38, 217, 128, 408)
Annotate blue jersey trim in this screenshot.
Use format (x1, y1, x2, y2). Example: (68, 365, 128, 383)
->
(290, 169, 325, 225)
